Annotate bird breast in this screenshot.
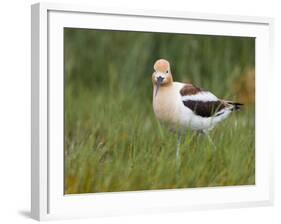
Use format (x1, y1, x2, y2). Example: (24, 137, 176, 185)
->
(153, 84, 183, 126)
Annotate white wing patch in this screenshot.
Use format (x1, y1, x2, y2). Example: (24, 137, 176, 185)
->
(181, 91, 218, 102)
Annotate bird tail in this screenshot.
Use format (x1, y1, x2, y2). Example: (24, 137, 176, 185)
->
(227, 101, 244, 111)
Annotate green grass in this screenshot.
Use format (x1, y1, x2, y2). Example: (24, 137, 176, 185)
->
(64, 87, 255, 194)
(64, 28, 255, 194)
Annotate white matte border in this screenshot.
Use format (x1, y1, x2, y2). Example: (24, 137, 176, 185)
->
(31, 2, 274, 221)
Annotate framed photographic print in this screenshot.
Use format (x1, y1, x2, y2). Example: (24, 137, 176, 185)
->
(31, 2, 274, 221)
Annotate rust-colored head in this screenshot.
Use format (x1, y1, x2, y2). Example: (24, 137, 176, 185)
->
(152, 59, 173, 96)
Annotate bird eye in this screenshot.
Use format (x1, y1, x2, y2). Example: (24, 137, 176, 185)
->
(166, 70, 169, 73)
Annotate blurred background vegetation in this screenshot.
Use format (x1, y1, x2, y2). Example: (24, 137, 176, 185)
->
(64, 28, 255, 194)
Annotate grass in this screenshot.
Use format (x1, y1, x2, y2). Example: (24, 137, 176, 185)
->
(64, 87, 255, 194)
(64, 28, 255, 194)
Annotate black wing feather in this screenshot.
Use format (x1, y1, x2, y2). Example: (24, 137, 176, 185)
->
(182, 100, 226, 117)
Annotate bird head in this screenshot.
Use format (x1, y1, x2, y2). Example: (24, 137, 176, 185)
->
(152, 59, 173, 97)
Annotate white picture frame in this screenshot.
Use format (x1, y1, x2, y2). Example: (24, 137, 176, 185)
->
(31, 2, 274, 221)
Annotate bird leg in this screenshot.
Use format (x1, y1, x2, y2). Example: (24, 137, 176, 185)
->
(198, 130, 216, 150)
(205, 132, 217, 150)
(176, 133, 182, 162)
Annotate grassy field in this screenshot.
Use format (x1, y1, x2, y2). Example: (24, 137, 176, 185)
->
(64, 28, 255, 194)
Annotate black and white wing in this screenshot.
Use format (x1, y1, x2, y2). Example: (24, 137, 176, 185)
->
(179, 84, 231, 118)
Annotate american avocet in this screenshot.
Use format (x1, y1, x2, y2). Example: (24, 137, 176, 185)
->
(152, 59, 243, 160)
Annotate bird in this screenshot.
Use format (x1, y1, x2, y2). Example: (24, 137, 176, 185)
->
(152, 59, 243, 160)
